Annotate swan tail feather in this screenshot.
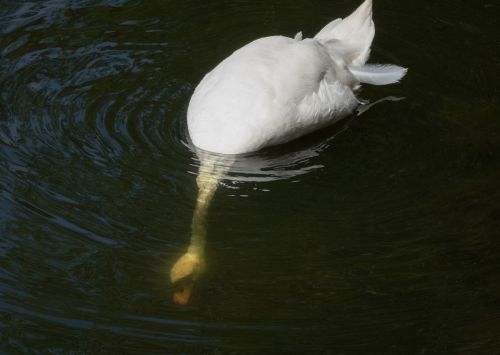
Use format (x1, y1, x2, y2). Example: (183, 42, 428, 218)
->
(314, 0, 374, 66)
(348, 64, 408, 86)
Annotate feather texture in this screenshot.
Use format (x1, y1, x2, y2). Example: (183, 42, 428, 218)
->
(348, 64, 408, 85)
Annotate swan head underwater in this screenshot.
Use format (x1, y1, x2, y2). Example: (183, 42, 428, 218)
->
(170, 0, 407, 304)
(170, 253, 204, 305)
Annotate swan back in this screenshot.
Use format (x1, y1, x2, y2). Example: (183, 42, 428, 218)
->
(187, 37, 357, 154)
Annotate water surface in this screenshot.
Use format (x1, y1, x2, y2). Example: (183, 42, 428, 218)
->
(1, 0, 499, 353)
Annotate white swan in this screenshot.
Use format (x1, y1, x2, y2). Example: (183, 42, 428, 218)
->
(170, 0, 407, 304)
(188, 0, 406, 155)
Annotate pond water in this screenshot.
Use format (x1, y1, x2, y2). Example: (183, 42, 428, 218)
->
(1, 0, 499, 353)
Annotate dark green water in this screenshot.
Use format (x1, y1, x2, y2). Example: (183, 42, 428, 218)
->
(1, 0, 499, 353)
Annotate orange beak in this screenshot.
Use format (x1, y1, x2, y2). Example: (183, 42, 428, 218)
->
(173, 283, 194, 305)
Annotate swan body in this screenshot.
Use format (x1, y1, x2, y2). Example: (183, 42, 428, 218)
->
(187, 0, 406, 155)
(188, 36, 360, 154)
(171, 0, 407, 304)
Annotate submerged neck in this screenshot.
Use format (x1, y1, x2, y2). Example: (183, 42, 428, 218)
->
(187, 153, 233, 256)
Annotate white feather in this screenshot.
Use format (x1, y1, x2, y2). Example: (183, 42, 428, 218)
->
(348, 64, 408, 85)
(314, 0, 374, 66)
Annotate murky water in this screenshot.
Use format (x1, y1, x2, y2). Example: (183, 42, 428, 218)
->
(1, 0, 499, 353)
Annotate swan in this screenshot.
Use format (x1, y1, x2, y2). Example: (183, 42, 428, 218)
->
(170, 0, 407, 304)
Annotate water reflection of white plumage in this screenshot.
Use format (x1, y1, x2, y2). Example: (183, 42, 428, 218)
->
(169, 0, 407, 305)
